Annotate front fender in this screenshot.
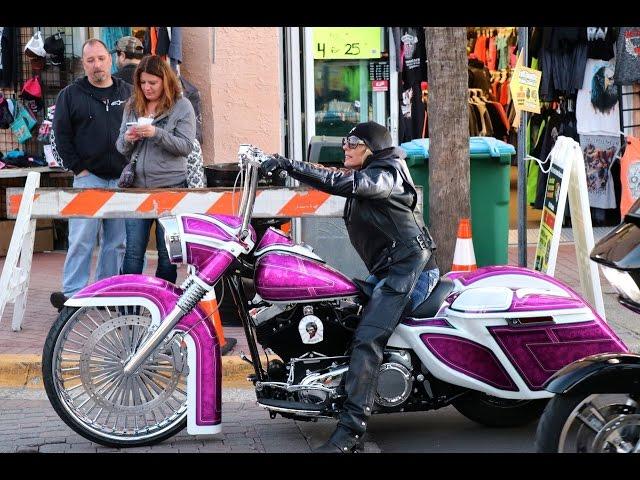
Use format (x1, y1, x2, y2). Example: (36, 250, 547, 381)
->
(545, 353, 640, 394)
(66, 274, 222, 435)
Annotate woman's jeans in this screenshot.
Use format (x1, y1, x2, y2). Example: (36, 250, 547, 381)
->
(121, 219, 177, 283)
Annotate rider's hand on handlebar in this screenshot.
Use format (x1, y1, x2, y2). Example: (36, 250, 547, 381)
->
(259, 154, 291, 177)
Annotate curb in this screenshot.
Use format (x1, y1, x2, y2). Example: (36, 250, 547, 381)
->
(0, 354, 264, 389)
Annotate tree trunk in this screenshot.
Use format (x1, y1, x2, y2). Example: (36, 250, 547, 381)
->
(425, 27, 470, 272)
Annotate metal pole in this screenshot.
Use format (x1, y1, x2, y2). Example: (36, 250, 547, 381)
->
(517, 27, 529, 268)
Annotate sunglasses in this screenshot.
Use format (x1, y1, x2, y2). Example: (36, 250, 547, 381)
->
(342, 136, 366, 149)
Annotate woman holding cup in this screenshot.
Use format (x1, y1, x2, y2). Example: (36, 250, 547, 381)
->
(116, 55, 196, 283)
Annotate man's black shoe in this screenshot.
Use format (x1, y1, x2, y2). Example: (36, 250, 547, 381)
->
(220, 337, 237, 356)
(50, 292, 68, 312)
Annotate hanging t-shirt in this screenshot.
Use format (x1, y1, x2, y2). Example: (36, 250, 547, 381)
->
(487, 36, 497, 71)
(577, 58, 620, 136)
(620, 135, 640, 216)
(586, 27, 615, 60)
(398, 27, 427, 86)
(614, 27, 640, 85)
(496, 35, 508, 70)
(580, 134, 620, 209)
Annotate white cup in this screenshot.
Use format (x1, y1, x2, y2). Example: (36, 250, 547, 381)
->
(137, 116, 153, 126)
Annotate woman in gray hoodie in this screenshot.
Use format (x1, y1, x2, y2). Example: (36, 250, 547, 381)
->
(116, 55, 196, 283)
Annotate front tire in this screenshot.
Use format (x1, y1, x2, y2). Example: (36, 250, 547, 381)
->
(536, 393, 640, 453)
(452, 392, 547, 427)
(43, 305, 188, 448)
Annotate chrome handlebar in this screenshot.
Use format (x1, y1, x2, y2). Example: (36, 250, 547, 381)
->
(236, 144, 271, 241)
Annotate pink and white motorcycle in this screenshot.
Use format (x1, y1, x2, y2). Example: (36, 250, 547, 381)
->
(42, 145, 629, 448)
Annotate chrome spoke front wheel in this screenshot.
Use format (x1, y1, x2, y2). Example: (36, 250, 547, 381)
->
(51, 306, 188, 444)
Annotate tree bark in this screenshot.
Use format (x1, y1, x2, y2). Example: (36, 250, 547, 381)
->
(425, 27, 470, 272)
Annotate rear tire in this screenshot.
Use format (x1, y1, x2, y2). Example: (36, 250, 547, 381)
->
(43, 305, 188, 448)
(452, 392, 547, 427)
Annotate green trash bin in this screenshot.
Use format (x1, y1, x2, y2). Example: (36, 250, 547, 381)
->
(400, 137, 515, 267)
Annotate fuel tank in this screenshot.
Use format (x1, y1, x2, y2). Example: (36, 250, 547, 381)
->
(254, 227, 359, 301)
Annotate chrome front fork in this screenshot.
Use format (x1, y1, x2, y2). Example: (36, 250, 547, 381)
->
(123, 277, 209, 375)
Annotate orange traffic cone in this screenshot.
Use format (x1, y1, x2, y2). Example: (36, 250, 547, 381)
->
(199, 290, 226, 348)
(451, 218, 477, 272)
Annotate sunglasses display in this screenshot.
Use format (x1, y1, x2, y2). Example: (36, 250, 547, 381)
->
(342, 136, 365, 149)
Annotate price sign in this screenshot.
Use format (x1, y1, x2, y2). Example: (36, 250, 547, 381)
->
(313, 27, 382, 60)
(368, 61, 390, 81)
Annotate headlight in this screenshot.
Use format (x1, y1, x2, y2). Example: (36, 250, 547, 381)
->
(158, 216, 183, 264)
(601, 265, 640, 303)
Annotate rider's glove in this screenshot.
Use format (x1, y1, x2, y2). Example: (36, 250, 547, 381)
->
(260, 154, 292, 176)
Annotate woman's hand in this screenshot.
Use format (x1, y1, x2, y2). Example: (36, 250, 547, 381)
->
(124, 128, 140, 143)
(135, 124, 156, 139)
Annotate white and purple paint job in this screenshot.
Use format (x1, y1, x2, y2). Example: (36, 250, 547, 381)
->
(254, 251, 359, 301)
(388, 265, 627, 398)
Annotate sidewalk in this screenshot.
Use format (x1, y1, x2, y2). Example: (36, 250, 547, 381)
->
(0, 244, 639, 388)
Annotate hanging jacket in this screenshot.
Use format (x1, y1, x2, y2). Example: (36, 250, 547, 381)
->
(281, 147, 437, 277)
(0, 27, 18, 89)
(180, 76, 203, 144)
(52, 76, 133, 178)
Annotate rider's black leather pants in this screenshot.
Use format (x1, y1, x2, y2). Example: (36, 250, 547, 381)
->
(327, 248, 431, 450)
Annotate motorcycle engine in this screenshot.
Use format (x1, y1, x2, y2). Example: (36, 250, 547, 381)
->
(286, 350, 415, 410)
(374, 350, 415, 408)
(252, 302, 360, 362)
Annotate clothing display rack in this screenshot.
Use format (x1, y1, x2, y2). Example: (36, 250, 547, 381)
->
(0, 27, 77, 158)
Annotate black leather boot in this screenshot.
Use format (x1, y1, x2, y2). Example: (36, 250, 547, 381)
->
(314, 426, 365, 453)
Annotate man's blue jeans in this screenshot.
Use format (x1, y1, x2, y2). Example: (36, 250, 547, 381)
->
(121, 219, 177, 283)
(62, 173, 126, 297)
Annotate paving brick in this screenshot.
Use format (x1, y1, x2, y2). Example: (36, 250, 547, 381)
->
(39, 443, 69, 453)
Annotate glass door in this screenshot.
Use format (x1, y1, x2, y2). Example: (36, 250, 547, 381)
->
(303, 27, 392, 147)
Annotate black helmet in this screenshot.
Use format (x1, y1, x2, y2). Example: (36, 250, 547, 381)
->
(348, 121, 392, 153)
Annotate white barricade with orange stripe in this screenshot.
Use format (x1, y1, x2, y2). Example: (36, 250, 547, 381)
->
(5, 187, 350, 219)
(1, 172, 423, 332)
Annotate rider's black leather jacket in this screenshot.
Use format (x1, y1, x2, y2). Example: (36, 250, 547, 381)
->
(281, 146, 437, 277)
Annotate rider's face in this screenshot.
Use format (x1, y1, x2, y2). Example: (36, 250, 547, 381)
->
(343, 141, 370, 170)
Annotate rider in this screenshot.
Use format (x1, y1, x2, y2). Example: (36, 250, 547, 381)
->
(260, 121, 439, 453)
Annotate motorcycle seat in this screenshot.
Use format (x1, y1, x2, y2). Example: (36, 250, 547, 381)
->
(408, 278, 456, 318)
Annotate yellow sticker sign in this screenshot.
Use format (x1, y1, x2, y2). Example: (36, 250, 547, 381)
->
(313, 27, 382, 60)
(510, 61, 542, 114)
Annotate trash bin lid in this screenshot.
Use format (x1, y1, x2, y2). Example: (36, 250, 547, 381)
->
(405, 137, 515, 159)
(399, 141, 426, 166)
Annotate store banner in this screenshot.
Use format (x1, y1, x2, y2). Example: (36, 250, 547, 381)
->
(534, 136, 606, 319)
(313, 27, 382, 60)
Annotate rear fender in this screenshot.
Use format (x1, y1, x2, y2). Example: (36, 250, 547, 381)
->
(545, 353, 640, 394)
(66, 275, 222, 435)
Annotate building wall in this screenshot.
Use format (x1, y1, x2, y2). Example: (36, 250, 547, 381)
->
(182, 27, 282, 166)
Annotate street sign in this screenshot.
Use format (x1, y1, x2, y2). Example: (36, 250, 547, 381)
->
(534, 136, 606, 319)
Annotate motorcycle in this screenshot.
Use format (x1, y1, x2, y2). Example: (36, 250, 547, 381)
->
(536, 202, 640, 453)
(42, 145, 629, 448)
